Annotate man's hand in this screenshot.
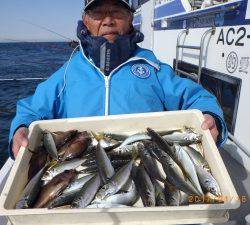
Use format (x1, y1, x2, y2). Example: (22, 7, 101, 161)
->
(12, 127, 29, 158)
(201, 114, 219, 143)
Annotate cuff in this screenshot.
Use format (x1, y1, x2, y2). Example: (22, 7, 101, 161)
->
(203, 111, 228, 148)
(8, 124, 28, 159)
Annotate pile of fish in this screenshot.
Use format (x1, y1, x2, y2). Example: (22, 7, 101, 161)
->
(16, 127, 223, 209)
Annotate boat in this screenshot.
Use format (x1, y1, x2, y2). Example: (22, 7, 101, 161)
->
(1, 0, 250, 224)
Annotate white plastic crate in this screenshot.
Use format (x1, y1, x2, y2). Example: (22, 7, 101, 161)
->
(0, 110, 240, 225)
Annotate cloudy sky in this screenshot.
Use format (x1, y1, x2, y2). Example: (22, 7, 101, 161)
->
(0, 0, 83, 42)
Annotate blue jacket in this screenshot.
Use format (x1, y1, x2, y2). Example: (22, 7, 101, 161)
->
(9, 45, 227, 155)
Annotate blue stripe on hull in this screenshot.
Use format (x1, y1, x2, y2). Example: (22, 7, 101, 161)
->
(154, 0, 188, 19)
(153, 0, 250, 30)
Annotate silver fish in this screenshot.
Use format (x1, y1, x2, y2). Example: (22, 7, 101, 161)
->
(71, 174, 101, 208)
(91, 132, 120, 150)
(87, 203, 129, 208)
(95, 143, 115, 184)
(195, 165, 221, 197)
(94, 160, 133, 202)
(93, 181, 138, 206)
(119, 133, 151, 147)
(108, 143, 139, 157)
(42, 158, 90, 181)
(183, 145, 210, 172)
(43, 130, 58, 160)
(173, 144, 203, 195)
(103, 133, 129, 141)
(162, 129, 202, 145)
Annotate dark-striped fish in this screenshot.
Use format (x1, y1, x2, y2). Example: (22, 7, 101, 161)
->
(154, 180, 167, 206)
(16, 165, 47, 209)
(150, 142, 200, 195)
(135, 164, 155, 207)
(138, 142, 165, 182)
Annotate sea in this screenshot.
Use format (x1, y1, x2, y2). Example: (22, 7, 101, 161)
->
(0, 42, 72, 169)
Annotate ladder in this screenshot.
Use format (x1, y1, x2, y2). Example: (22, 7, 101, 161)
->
(175, 27, 215, 84)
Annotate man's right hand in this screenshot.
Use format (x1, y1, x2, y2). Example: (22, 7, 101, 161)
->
(12, 127, 29, 158)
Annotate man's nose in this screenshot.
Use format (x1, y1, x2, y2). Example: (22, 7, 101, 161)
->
(102, 15, 115, 26)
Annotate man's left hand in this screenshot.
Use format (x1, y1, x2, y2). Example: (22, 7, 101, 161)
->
(201, 114, 219, 143)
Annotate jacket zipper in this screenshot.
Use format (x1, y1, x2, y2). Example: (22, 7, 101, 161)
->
(78, 41, 159, 116)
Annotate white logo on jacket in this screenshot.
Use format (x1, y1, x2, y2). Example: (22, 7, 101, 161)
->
(131, 64, 151, 79)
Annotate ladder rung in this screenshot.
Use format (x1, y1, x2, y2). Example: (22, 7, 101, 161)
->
(177, 45, 201, 50)
(175, 69, 198, 80)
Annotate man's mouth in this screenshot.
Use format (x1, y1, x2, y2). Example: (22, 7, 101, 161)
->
(102, 32, 119, 36)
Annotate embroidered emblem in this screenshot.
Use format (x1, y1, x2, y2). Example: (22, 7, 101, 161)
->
(131, 64, 151, 79)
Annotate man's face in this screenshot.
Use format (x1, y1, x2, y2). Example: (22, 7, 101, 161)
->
(83, 0, 133, 43)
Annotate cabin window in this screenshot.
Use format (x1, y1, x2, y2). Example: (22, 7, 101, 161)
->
(173, 60, 241, 134)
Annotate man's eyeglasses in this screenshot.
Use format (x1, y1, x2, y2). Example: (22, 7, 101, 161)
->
(86, 7, 131, 20)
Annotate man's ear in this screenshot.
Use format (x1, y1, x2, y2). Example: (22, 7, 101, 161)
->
(83, 15, 88, 28)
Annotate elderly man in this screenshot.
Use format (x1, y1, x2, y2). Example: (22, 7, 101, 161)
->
(9, 0, 227, 158)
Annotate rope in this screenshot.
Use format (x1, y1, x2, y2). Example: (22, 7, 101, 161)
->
(0, 77, 47, 81)
(57, 44, 80, 97)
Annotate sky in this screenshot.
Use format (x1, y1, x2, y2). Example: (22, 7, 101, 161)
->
(0, 0, 83, 42)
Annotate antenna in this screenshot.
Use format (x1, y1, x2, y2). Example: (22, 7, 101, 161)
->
(20, 20, 73, 42)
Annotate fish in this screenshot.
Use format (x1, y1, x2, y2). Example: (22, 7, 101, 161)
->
(134, 164, 155, 207)
(16, 165, 47, 209)
(28, 146, 48, 181)
(147, 128, 202, 195)
(93, 181, 138, 206)
(183, 145, 210, 172)
(34, 170, 77, 208)
(147, 127, 175, 160)
(103, 132, 129, 141)
(162, 129, 202, 145)
(195, 165, 221, 197)
(58, 131, 92, 161)
(119, 133, 151, 147)
(138, 141, 166, 182)
(154, 180, 167, 206)
(164, 182, 181, 206)
(150, 142, 200, 195)
(42, 158, 91, 181)
(71, 174, 101, 208)
(87, 203, 129, 208)
(172, 144, 203, 195)
(91, 132, 120, 150)
(94, 160, 133, 202)
(95, 143, 115, 184)
(108, 143, 140, 157)
(51, 130, 78, 150)
(43, 130, 59, 160)
(47, 174, 95, 208)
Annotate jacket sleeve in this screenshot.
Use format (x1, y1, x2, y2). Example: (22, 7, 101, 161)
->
(157, 63, 228, 147)
(8, 65, 66, 158)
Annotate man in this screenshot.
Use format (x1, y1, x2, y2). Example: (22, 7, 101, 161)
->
(9, 0, 226, 158)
